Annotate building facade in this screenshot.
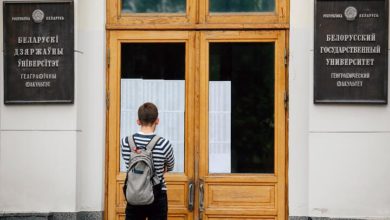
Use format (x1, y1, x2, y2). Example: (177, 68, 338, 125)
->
(0, 0, 390, 219)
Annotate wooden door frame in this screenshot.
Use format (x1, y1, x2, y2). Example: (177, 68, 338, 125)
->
(105, 30, 289, 220)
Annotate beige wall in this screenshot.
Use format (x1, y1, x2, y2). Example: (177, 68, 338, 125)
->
(0, 0, 106, 213)
(289, 0, 390, 218)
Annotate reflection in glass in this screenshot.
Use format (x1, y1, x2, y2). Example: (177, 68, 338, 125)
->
(210, 0, 275, 13)
(209, 43, 275, 174)
(120, 43, 185, 173)
(122, 0, 186, 13)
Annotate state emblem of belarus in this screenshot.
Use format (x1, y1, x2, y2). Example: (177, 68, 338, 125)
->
(32, 9, 45, 23)
(344, 6, 358, 21)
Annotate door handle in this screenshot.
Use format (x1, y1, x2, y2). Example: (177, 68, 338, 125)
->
(199, 180, 204, 220)
(188, 181, 194, 211)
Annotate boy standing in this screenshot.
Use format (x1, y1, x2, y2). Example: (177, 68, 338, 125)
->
(121, 102, 175, 220)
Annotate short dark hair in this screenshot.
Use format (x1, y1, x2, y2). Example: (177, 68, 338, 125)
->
(138, 102, 158, 125)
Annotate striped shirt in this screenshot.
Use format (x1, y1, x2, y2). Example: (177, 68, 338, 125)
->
(121, 132, 175, 191)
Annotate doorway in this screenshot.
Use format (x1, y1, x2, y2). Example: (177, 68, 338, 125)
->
(106, 30, 287, 220)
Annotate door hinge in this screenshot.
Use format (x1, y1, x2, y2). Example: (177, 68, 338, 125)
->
(284, 48, 288, 66)
(284, 91, 289, 110)
(106, 91, 110, 110)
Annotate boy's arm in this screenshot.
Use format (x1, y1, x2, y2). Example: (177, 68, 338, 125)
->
(121, 137, 131, 167)
(165, 142, 175, 172)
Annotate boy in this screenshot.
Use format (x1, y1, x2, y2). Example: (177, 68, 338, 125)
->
(121, 102, 175, 220)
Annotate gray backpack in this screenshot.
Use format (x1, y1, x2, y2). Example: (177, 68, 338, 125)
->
(124, 135, 161, 205)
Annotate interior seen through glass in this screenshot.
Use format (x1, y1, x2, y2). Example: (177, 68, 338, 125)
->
(122, 0, 186, 13)
(209, 0, 275, 13)
(209, 42, 275, 174)
(120, 43, 185, 173)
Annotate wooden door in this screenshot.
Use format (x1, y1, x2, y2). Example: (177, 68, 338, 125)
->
(106, 30, 196, 220)
(106, 30, 287, 220)
(198, 30, 287, 220)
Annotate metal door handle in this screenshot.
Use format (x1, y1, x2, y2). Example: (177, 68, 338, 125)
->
(199, 182, 204, 211)
(188, 181, 194, 211)
(199, 181, 204, 220)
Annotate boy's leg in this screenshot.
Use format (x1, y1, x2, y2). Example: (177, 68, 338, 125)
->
(148, 185, 168, 220)
(125, 203, 147, 220)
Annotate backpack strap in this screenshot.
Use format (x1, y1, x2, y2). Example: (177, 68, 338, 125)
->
(146, 135, 161, 185)
(145, 135, 161, 152)
(128, 135, 137, 149)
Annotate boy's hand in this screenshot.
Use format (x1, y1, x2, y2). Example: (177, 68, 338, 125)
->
(132, 147, 141, 154)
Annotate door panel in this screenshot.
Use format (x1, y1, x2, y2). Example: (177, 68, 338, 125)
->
(207, 184, 276, 207)
(199, 31, 287, 220)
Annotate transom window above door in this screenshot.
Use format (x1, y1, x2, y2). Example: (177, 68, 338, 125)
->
(107, 0, 288, 28)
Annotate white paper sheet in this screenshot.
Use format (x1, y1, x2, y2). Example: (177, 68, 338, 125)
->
(209, 81, 232, 173)
(120, 79, 185, 173)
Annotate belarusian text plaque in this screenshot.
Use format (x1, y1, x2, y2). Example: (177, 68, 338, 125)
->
(314, 0, 388, 104)
(3, 1, 74, 104)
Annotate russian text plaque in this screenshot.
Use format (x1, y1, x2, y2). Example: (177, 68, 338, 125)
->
(3, 1, 74, 104)
(314, 0, 388, 104)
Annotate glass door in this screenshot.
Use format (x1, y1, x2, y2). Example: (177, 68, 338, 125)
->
(199, 31, 287, 220)
(106, 31, 196, 220)
(106, 30, 287, 220)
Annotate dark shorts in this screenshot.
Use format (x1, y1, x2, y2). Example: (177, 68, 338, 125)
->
(125, 184, 168, 220)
